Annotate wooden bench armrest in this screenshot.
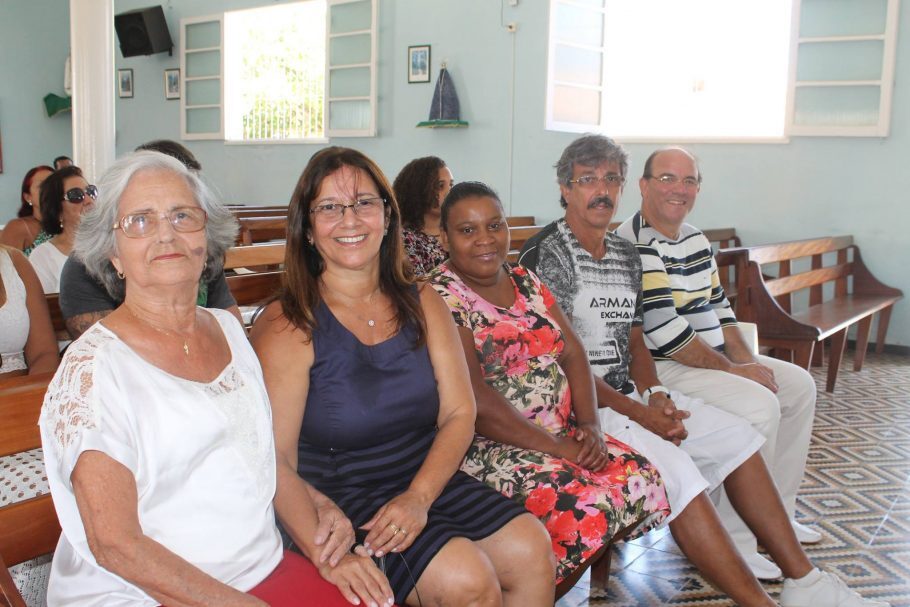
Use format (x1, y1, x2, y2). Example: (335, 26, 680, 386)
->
(0, 495, 60, 568)
(850, 246, 904, 298)
(736, 261, 821, 340)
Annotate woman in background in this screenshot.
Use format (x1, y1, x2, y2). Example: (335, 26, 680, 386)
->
(0, 243, 58, 376)
(1, 165, 55, 254)
(392, 156, 454, 276)
(29, 166, 95, 293)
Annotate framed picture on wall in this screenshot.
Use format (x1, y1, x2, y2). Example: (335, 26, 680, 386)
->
(118, 69, 133, 98)
(164, 68, 180, 100)
(408, 45, 430, 83)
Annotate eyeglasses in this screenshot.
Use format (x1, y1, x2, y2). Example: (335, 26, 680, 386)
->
(113, 206, 207, 238)
(646, 174, 700, 188)
(64, 185, 98, 203)
(567, 174, 625, 188)
(309, 197, 386, 222)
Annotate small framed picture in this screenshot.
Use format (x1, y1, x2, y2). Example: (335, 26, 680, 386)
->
(408, 45, 431, 84)
(164, 68, 181, 100)
(118, 69, 133, 98)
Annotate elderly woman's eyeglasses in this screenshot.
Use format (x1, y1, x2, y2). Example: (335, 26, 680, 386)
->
(64, 185, 98, 203)
(113, 206, 208, 238)
(309, 197, 386, 222)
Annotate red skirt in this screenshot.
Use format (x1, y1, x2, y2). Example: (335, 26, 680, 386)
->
(247, 550, 352, 606)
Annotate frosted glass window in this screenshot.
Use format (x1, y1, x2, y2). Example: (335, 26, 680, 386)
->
(554, 46, 603, 87)
(552, 86, 600, 125)
(329, 34, 371, 66)
(797, 41, 884, 82)
(330, 1, 371, 34)
(186, 79, 220, 106)
(553, 4, 603, 47)
(186, 108, 221, 133)
(329, 100, 371, 130)
(329, 67, 371, 97)
(799, 0, 887, 37)
(186, 51, 220, 78)
(186, 21, 221, 49)
(794, 86, 880, 126)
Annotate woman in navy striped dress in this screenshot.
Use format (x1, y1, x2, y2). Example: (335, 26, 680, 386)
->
(252, 147, 556, 607)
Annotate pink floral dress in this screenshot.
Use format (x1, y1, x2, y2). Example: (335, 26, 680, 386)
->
(429, 263, 669, 581)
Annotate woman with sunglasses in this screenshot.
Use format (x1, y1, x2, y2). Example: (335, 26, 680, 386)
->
(39, 151, 356, 606)
(28, 166, 96, 293)
(0, 165, 55, 254)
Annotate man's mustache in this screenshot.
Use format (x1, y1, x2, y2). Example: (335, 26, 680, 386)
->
(587, 196, 614, 209)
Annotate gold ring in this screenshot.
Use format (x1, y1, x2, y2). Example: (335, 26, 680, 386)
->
(399, 528, 408, 536)
(388, 523, 399, 533)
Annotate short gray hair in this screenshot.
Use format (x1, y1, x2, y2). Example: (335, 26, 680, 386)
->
(555, 134, 629, 208)
(75, 151, 238, 300)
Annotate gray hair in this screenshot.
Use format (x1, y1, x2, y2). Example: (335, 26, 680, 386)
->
(75, 151, 238, 301)
(554, 134, 629, 208)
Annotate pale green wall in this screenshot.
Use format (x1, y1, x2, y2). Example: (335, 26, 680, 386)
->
(0, 0, 73, 212)
(1, 0, 907, 345)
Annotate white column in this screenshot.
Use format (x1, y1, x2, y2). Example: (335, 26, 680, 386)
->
(70, 0, 116, 181)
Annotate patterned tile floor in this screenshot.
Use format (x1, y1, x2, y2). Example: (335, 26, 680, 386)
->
(558, 350, 910, 607)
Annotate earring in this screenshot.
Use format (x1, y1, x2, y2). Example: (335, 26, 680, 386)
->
(307, 236, 314, 245)
(383, 228, 388, 236)
(117, 270, 124, 279)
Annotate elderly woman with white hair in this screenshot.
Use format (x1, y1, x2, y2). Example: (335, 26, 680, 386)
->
(38, 151, 388, 606)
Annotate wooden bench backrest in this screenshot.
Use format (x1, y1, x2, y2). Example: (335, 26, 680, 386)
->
(737, 236, 855, 312)
(224, 242, 286, 270)
(226, 271, 283, 307)
(236, 216, 289, 245)
(0, 373, 61, 572)
(44, 294, 66, 335)
(229, 206, 289, 219)
(506, 216, 536, 227)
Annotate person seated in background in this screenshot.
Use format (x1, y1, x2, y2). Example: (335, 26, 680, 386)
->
(251, 146, 555, 607)
(59, 139, 238, 338)
(392, 156, 454, 276)
(0, 243, 58, 376)
(0, 165, 55, 255)
(428, 182, 670, 588)
(29, 166, 95, 294)
(53, 155, 73, 170)
(39, 151, 359, 606)
(519, 134, 888, 607)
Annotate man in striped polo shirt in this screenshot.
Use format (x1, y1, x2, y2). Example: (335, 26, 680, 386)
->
(615, 147, 819, 577)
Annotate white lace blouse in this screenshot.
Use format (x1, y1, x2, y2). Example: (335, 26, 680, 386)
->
(38, 308, 282, 606)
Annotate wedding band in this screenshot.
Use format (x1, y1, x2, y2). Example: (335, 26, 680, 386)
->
(399, 528, 408, 536)
(388, 523, 399, 533)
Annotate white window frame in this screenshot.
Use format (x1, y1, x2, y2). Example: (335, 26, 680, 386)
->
(180, 14, 224, 141)
(544, 0, 900, 141)
(786, 0, 900, 137)
(326, 0, 379, 137)
(178, 0, 378, 143)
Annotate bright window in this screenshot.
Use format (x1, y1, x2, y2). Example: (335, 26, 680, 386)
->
(546, 0, 899, 140)
(224, 2, 326, 141)
(180, 0, 378, 142)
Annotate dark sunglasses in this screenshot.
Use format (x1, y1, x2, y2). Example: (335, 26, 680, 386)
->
(64, 185, 98, 203)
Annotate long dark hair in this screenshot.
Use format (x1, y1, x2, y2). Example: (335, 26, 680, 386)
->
(280, 147, 425, 345)
(18, 165, 54, 217)
(39, 166, 83, 235)
(392, 156, 446, 231)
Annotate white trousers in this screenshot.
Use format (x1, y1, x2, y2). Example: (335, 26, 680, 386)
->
(655, 355, 816, 554)
(598, 389, 763, 524)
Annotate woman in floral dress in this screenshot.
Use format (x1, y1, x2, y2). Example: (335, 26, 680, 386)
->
(393, 156, 454, 276)
(427, 182, 669, 582)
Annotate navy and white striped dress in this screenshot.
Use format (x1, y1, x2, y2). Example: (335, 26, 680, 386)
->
(297, 301, 526, 603)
